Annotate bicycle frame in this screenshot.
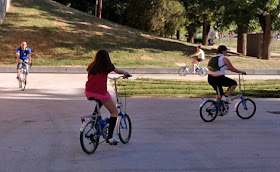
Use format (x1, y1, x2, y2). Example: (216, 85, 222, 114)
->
(109, 76, 130, 134)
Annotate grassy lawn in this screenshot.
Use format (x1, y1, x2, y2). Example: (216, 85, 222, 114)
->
(0, 0, 280, 68)
(114, 79, 280, 98)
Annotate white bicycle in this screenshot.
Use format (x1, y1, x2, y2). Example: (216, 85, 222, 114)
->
(178, 61, 208, 76)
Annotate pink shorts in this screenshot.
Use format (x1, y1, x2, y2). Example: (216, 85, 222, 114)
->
(85, 91, 112, 102)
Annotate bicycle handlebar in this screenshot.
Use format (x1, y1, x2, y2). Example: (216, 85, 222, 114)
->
(19, 61, 32, 68)
(108, 75, 132, 80)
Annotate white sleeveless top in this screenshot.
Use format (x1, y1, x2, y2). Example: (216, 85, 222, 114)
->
(208, 54, 228, 76)
(197, 49, 205, 60)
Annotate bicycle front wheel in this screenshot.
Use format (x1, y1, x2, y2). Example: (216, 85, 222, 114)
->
(20, 73, 27, 91)
(200, 100, 218, 122)
(236, 98, 256, 119)
(118, 113, 132, 144)
(80, 121, 99, 154)
(178, 67, 189, 76)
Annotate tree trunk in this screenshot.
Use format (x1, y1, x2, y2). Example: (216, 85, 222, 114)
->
(261, 13, 271, 60)
(237, 24, 247, 55)
(202, 21, 210, 46)
(176, 30, 181, 40)
(188, 30, 195, 43)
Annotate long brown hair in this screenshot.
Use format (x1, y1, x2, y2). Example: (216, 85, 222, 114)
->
(87, 50, 114, 74)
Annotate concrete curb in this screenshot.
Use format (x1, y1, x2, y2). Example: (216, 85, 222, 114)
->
(1, 66, 280, 75)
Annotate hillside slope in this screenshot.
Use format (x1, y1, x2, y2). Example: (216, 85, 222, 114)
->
(0, 0, 279, 69)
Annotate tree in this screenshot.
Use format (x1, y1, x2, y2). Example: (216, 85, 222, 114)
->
(181, 0, 222, 45)
(253, 0, 280, 60)
(181, 1, 202, 43)
(126, 0, 185, 36)
(163, 1, 185, 37)
(220, 0, 254, 55)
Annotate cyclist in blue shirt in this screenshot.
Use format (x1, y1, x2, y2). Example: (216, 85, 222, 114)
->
(16, 42, 32, 79)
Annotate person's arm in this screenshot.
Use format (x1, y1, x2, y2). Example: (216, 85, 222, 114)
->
(16, 52, 21, 63)
(27, 48, 32, 64)
(28, 54, 31, 64)
(223, 58, 246, 74)
(114, 68, 130, 76)
(189, 50, 200, 57)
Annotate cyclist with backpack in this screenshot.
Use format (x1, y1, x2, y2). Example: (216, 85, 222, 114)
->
(207, 45, 246, 103)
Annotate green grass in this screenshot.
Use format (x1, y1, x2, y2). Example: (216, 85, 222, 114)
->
(0, 0, 280, 68)
(114, 79, 280, 98)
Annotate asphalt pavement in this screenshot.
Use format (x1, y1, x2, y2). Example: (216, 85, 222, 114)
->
(0, 73, 280, 172)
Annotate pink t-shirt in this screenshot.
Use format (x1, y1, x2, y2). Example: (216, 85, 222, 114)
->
(85, 65, 115, 95)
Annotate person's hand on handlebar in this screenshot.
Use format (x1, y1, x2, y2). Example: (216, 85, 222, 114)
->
(124, 73, 132, 78)
(240, 71, 246, 75)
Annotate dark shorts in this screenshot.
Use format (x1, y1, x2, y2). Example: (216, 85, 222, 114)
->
(197, 58, 203, 62)
(208, 75, 237, 95)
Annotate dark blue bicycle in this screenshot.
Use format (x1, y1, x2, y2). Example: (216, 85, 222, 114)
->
(200, 74, 256, 122)
(80, 75, 132, 154)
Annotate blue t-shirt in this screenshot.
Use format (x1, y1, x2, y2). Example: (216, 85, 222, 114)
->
(16, 47, 31, 60)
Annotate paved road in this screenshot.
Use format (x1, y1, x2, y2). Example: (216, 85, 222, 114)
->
(1, 73, 280, 172)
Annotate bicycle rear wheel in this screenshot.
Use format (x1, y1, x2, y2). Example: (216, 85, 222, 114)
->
(236, 98, 256, 119)
(200, 100, 218, 122)
(80, 121, 99, 154)
(118, 113, 132, 144)
(178, 67, 189, 76)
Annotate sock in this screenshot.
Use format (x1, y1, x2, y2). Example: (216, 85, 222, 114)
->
(108, 117, 117, 139)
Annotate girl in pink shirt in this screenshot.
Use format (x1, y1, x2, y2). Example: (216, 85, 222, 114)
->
(85, 50, 130, 145)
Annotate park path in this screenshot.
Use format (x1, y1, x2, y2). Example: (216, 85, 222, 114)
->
(0, 73, 280, 171)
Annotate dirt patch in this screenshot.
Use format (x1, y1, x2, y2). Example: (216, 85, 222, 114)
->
(140, 55, 153, 61)
(176, 63, 186, 66)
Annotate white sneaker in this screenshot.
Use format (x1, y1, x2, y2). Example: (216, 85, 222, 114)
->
(192, 71, 196, 74)
(221, 96, 232, 104)
(108, 137, 119, 145)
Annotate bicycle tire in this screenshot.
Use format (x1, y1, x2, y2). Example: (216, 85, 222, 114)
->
(201, 67, 209, 76)
(197, 68, 204, 76)
(18, 79, 22, 88)
(236, 98, 256, 119)
(21, 72, 27, 91)
(118, 113, 132, 144)
(178, 67, 189, 76)
(80, 121, 99, 154)
(200, 100, 218, 122)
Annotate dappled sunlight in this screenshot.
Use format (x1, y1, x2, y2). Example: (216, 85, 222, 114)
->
(140, 33, 155, 39)
(1, 0, 278, 68)
(97, 24, 112, 30)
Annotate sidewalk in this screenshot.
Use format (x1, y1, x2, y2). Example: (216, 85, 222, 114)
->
(0, 66, 280, 75)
